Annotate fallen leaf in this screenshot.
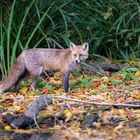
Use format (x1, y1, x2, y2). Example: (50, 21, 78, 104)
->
(4, 125, 12, 131)
(63, 109, 73, 122)
(7, 105, 21, 112)
(135, 70, 140, 77)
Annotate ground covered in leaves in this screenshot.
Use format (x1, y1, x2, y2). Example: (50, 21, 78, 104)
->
(1, 62, 140, 140)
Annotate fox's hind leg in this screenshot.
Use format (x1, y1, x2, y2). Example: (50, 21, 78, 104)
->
(30, 74, 38, 90)
(15, 72, 28, 92)
(28, 67, 43, 90)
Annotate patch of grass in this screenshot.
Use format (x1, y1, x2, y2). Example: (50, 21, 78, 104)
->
(33, 90, 41, 95)
(35, 78, 44, 88)
(35, 78, 54, 91)
(79, 77, 92, 88)
(117, 67, 138, 81)
(110, 79, 124, 86)
(44, 84, 54, 91)
(71, 86, 78, 92)
(72, 76, 92, 89)
(92, 91, 98, 95)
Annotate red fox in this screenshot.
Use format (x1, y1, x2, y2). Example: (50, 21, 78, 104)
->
(0, 42, 89, 94)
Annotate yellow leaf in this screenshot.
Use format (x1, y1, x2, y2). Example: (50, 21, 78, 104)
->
(63, 109, 73, 122)
(63, 109, 69, 115)
(133, 92, 140, 99)
(53, 125, 61, 129)
(130, 60, 136, 65)
(19, 87, 28, 94)
(65, 112, 73, 122)
(54, 72, 61, 77)
(135, 70, 140, 77)
(8, 105, 21, 112)
(101, 76, 109, 82)
(4, 125, 12, 131)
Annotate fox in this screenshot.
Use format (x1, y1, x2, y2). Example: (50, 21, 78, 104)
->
(0, 42, 89, 94)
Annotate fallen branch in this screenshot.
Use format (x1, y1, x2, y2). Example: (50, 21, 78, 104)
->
(5, 95, 53, 129)
(52, 96, 140, 108)
(25, 95, 52, 119)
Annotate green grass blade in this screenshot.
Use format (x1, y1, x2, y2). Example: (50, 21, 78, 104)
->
(11, 0, 35, 66)
(24, 1, 56, 50)
(6, 0, 16, 72)
(0, 2, 7, 79)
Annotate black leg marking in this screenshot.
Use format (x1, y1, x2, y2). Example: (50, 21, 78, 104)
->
(63, 74, 69, 93)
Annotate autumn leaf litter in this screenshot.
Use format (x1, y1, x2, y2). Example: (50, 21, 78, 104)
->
(1, 65, 140, 139)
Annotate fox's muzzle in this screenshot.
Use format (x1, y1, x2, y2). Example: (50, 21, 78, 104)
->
(75, 60, 81, 64)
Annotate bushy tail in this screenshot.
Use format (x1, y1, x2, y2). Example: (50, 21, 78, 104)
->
(0, 56, 25, 94)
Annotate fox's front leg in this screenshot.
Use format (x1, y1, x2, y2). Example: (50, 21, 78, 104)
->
(62, 73, 69, 93)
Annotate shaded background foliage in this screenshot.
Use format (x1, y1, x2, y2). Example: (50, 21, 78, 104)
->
(0, 0, 140, 78)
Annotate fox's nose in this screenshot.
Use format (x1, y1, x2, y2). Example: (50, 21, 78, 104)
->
(75, 60, 80, 63)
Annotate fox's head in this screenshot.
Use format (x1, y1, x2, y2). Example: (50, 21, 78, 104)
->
(70, 42, 89, 64)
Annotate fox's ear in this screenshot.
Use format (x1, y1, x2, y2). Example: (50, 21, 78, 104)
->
(70, 42, 77, 51)
(82, 42, 89, 51)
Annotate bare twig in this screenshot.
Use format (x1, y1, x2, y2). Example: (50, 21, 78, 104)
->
(33, 115, 41, 130)
(51, 96, 140, 108)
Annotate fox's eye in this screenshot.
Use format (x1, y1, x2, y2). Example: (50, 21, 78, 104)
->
(79, 54, 82, 57)
(74, 54, 77, 57)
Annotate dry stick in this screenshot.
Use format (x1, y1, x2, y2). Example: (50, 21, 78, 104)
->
(34, 115, 41, 130)
(51, 96, 140, 108)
